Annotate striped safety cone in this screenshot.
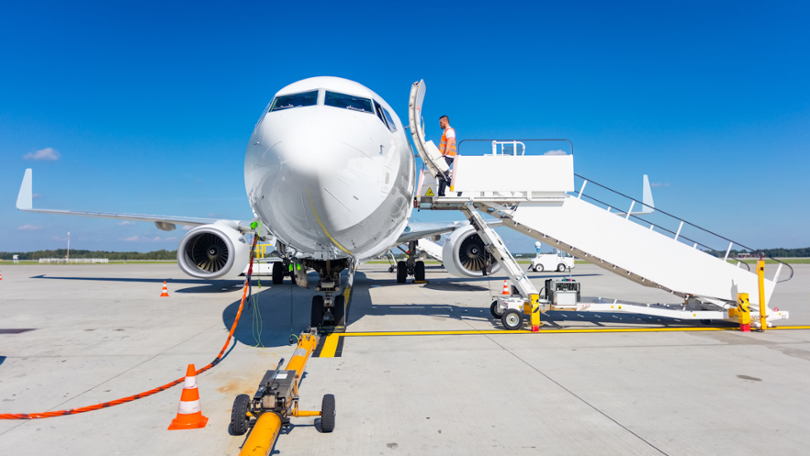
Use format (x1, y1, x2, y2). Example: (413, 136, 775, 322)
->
(501, 280, 510, 295)
(160, 281, 169, 297)
(168, 364, 208, 430)
(0, 270, 3, 281)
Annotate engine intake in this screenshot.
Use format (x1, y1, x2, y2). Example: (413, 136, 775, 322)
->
(442, 225, 502, 278)
(177, 224, 250, 279)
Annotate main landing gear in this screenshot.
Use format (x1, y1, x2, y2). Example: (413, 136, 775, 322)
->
(396, 240, 426, 284)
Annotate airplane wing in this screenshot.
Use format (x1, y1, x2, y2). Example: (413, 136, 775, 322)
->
(16, 168, 256, 233)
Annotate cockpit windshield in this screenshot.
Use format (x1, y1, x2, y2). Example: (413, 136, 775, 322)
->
(324, 91, 373, 114)
(269, 90, 319, 112)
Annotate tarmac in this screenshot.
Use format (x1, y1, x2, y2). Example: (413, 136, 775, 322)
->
(0, 262, 809, 455)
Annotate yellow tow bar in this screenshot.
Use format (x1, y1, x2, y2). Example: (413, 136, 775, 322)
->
(236, 330, 334, 456)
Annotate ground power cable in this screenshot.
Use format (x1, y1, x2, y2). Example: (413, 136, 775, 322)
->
(0, 227, 262, 420)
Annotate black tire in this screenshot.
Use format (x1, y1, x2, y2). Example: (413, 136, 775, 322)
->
(230, 394, 251, 436)
(535, 264, 544, 272)
(272, 262, 284, 284)
(490, 301, 503, 318)
(333, 295, 346, 326)
(396, 261, 407, 284)
(557, 264, 566, 273)
(388, 266, 394, 273)
(414, 261, 426, 281)
(320, 394, 336, 433)
(311, 295, 324, 327)
(502, 309, 523, 330)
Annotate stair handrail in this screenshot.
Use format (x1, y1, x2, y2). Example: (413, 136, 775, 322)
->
(458, 138, 574, 155)
(574, 174, 794, 283)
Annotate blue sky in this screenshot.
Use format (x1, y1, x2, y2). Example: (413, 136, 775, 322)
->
(1, 0, 808, 253)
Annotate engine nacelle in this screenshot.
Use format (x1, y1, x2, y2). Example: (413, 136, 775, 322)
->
(177, 223, 250, 279)
(442, 225, 502, 278)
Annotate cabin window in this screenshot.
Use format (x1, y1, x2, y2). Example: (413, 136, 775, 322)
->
(324, 91, 373, 113)
(268, 90, 319, 112)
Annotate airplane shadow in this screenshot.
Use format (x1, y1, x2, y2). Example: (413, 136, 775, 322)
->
(219, 268, 725, 348)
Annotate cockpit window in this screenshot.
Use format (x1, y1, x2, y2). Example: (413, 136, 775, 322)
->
(269, 90, 318, 112)
(324, 91, 373, 113)
(382, 108, 397, 132)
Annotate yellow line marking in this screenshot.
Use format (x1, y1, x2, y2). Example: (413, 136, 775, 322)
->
(306, 188, 352, 255)
(321, 325, 810, 339)
(319, 333, 341, 358)
(313, 326, 810, 357)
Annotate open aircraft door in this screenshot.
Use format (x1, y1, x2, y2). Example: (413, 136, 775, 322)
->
(408, 80, 449, 180)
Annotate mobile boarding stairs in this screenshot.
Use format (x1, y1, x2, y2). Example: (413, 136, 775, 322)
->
(407, 80, 793, 329)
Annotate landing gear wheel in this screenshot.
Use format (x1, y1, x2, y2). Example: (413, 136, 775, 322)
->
(272, 262, 284, 284)
(333, 295, 346, 326)
(502, 309, 523, 330)
(320, 394, 336, 433)
(490, 301, 503, 318)
(396, 261, 407, 284)
(388, 266, 394, 273)
(311, 295, 324, 327)
(230, 394, 251, 436)
(414, 261, 426, 282)
(557, 264, 566, 272)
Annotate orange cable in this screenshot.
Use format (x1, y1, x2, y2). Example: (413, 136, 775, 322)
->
(0, 234, 260, 420)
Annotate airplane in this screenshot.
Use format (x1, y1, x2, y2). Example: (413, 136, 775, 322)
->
(15, 77, 500, 328)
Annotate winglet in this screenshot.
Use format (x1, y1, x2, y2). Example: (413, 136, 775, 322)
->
(641, 174, 654, 214)
(16, 168, 32, 210)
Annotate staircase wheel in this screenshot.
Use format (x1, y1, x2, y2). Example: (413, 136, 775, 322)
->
(502, 309, 523, 330)
(490, 301, 503, 318)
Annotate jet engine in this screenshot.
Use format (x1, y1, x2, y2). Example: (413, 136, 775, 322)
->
(442, 225, 502, 278)
(177, 223, 250, 279)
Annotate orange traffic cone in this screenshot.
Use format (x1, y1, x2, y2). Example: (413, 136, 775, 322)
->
(168, 364, 208, 430)
(160, 281, 169, 297)
(501, 280, 510, 295)
(0, 270, 3, 281)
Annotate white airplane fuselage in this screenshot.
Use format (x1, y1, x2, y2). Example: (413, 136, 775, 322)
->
(244, 77, 415, 262)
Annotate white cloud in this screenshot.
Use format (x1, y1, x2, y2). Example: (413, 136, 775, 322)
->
(165, 236, 178, 241)
(182, 225, 193, 231)
(651, 182, 670, 187)
(23, 147, 61, 161)
(124, 236, 141, 242)
(52, 236, 68, 241)
(544, 150, 567, 156)
(117, 221, 136, 226)
(32, 193, 42, 199)
(18, 224, 43, 230)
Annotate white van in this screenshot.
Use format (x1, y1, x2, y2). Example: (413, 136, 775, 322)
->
(529, 250, 575, 273)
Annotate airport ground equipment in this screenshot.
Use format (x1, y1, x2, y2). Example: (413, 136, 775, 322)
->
(408, 79, 792, 329)
(232, 329, 334, 456)
(530, 249, 575, 272)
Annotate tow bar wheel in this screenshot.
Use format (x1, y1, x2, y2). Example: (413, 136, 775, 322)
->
(502, 309, 523, 330)
(230, 394, 252, 436)
(321, 394, 336, 433)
